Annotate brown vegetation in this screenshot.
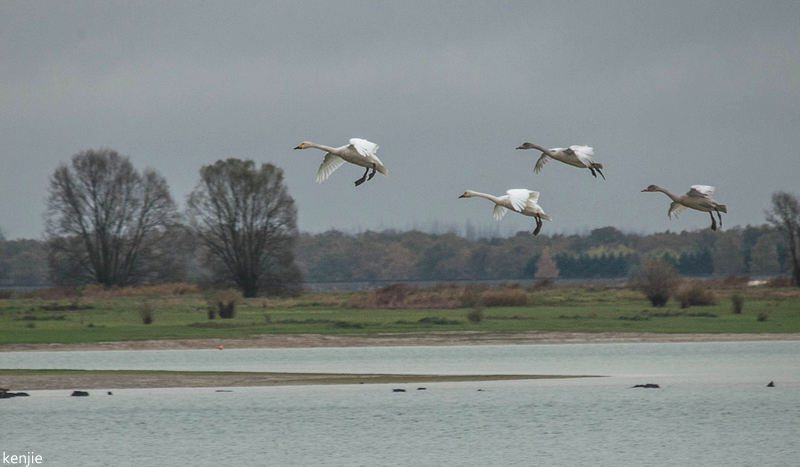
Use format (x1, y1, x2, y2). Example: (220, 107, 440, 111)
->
(766, 276, 792, 288)
(352, 282, 530, 309)
(674, 281, 716, 308)
(479, 287, 528, 306)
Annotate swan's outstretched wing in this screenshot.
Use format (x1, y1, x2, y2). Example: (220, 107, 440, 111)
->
(349, 138, 385, 166)
(506, 189, 535, 213)
(315, 153, 346, 183)
(534, 153, 550, 173)
(566, 145, 595, 167)
(492, 204, 508, 220)
(688, 185, 715, 198)
(668, 201, 687, 219)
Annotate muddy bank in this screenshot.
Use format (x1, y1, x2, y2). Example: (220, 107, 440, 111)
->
(2, 331, 799, 352)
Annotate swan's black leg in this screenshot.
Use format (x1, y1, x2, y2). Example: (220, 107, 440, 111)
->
(709, 212, 717, 231)
(367, 163, 377, 181)
(717, 210, 723, 228)
(596, 167, 605, 180)
(354, 167, 369, 187)
(533, 215, 543, 236)
(589, 167, 597, 178)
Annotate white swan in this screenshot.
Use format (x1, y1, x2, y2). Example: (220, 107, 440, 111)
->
(515, 142, 605, 179)
(294, 138, 388, 186)
(459, 189, 552, 235)
(641, 184, 728, 231)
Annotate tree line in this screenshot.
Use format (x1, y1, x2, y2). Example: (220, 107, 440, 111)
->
(1, 148, 799, 293)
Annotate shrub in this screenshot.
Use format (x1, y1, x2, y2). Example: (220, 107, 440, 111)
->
(479, 288, 528, 307)
(205, 289, 241, 319)
(467, 307, 484, 323)
(731, 294, 744, 314)
(138, 302, 155, 325)
(757, 311, 769, 322)
(674, 281, 716, 308)
(633, 258, 679, 307)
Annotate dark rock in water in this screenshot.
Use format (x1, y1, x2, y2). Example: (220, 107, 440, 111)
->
(0, 390, 29, 399)
(767, 381, 775, 387)
(215, 390, 233, 392)
(107, 391, 113, 395)
(71, 391, 90, 397)
(392, 388, 406, 392)
(632, 384, 660, 389)
(417, 387, 427, 391)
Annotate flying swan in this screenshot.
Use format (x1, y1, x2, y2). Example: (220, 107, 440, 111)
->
(515, 142, 605, 179)
(294, 138, 388, 186)
(459, 189, 551, 235)
(641, 184, 728, 231)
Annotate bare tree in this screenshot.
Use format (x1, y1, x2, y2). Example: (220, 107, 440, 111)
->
(534, 247, 559, 279)
(45, 149, 179, 286)
(766, 191, 800, 286)
(186, 159, 301, 297)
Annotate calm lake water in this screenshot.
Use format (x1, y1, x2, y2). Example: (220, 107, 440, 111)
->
(2, 341, 799, 466)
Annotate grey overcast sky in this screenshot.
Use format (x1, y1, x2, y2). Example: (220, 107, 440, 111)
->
(2, 1, 799, 239)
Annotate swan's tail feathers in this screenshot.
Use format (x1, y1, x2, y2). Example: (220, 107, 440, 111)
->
(717, 204, 727, 214)
(376, 164, 388, 176)
(540, 213, 552, 221)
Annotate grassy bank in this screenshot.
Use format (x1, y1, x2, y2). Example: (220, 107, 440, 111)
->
(1, 282, 799, 345)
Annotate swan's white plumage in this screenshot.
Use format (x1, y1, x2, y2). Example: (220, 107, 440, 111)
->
(492, 204, 508, 220)
(460, 188, 551, 235)
(295, 137, 388, 184)
(506, 189, 538, 213)
(315, 154, 346, 183)
(668, 202, 687, 219)
(349, 138, 386, 168)
(641, 184, 727, 231)
(534, 154, 550, 173)
(568, 145, 594, 166)
(689, 185, 715, 198)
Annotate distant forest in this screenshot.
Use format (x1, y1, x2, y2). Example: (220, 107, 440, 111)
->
(0, 225, 788, 287)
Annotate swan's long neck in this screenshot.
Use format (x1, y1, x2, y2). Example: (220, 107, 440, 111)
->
(524, 143, 553, 155)
(305, 142, 339, 153)
(468, 190, 503, 205)
(654, 186, 681, 202)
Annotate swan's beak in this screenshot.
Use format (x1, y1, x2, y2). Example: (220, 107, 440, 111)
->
(458, 194, 466, 198)
(515, 145, 525, 150)
(640, 188, 647, 192)
(293, 144, 302, 150)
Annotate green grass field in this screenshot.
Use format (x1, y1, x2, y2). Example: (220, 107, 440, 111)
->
(1, 283, 799, 345)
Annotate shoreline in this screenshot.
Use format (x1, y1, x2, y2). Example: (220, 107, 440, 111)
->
(2, 331, 799, 352)
(0, 370, 595, 391)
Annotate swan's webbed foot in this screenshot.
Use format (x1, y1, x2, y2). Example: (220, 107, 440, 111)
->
(589, 168, 598, 178)
(367, 163, 376, 181)
(533, 216, 543, 236)
(354, 167, 370, 187)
